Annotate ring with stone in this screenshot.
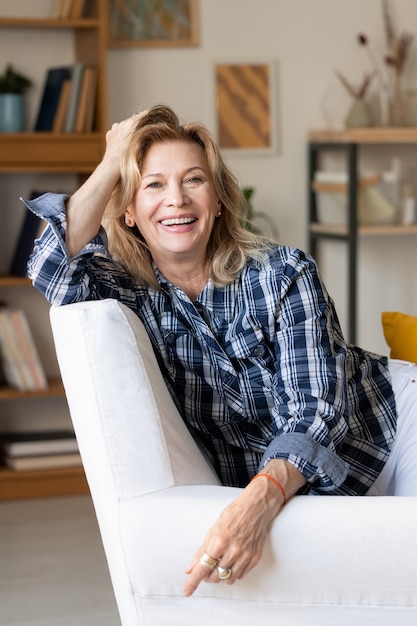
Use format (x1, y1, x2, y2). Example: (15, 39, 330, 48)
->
(200, 552, 219, 570)
(217, 565, 232, 580)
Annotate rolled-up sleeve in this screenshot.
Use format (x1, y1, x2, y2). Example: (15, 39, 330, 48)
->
(24, 192, 111, 305)
(260, 249, 350, 491)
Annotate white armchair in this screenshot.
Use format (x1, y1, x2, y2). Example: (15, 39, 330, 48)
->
(50, 299, 417, 626)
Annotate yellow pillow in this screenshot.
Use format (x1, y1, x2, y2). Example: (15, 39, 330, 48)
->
(382, 311, 417, 363)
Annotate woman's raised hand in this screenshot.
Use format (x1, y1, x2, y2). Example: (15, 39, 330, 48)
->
(65, 112, 147, 257)
(103, 111, 148, 173)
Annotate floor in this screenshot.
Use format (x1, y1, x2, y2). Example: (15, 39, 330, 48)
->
(0, 495, 121, 626)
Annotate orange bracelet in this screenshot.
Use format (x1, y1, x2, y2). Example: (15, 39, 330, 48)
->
(251, 473, 287, 505)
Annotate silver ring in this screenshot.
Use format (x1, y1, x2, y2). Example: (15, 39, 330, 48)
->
(200, 552, 219, 570)
(217, 565, 232, 580)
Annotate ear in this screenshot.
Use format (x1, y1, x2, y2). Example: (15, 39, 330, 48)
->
(216, 197, 222, 217)
(125, 206, 135, 227)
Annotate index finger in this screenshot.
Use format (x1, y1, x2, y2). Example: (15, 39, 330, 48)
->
(183, 561, 214, 597)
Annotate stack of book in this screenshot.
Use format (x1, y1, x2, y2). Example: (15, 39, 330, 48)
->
(0, 430, 82, 471)
(0, 306, 48, 392)
(34, 63, 97, 133)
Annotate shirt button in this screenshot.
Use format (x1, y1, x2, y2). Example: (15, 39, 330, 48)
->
(253, 345, 265, 357)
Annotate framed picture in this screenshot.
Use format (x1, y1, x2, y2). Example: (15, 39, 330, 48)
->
(108, 0, 199, 48)
(214, 60, 278, 155)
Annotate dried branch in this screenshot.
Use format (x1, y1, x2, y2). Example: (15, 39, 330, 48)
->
(335, 69, 376, 99)
(382, 0, 414, 76)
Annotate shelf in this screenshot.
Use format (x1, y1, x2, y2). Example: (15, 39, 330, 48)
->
(0, 378, 65, 401)
(0, 465, 89, 500)
(0, 133, 104, 172)
(308, 127, 417, 144)
(0, 276, 32, 288)
(309, 223, 417, 236)
(0, 17, 100, 28)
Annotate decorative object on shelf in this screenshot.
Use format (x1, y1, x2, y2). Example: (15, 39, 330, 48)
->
(334, 69, 375, 128)
(357, 34, 390, 126)
(382, 0, 414, 126)
(242, 188, 278, 240)
(108, 0, 199, 48)
(357, 0, 414, 127)
(0, 64, 32, 132)
(400, 181, 416, 225)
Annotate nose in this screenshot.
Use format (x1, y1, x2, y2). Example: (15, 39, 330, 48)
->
(166, 181, 189, 207)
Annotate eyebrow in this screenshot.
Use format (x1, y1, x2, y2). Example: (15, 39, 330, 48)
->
(142, 166, 206, 180)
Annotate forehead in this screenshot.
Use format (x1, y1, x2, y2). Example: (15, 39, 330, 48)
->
(142, 139, 208, 172)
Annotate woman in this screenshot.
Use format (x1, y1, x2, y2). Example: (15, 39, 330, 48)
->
(26, 105, 417, 597)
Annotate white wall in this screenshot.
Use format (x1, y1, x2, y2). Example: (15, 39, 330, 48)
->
(108, 0, 417, 353)
(2, 0, 417, 355)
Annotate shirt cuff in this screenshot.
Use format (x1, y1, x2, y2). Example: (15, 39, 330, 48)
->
(260, 432, 349, 492)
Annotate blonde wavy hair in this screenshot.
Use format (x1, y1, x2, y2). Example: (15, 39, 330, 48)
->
(103, 104, 271, 288)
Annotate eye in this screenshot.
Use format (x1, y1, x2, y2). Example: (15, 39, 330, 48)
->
(145, 181, 162, 189)
(186, 176, 203, 184)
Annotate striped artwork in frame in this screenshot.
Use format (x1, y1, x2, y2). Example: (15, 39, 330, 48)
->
(215, 61, 278, 155)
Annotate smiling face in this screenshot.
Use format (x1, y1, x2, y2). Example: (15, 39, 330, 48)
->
(125, 139, 221, 275)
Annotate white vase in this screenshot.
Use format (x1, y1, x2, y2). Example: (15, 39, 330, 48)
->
(345, 99, 373, 128)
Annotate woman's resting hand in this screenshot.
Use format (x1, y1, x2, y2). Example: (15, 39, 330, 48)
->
(183, 459, 305, 596)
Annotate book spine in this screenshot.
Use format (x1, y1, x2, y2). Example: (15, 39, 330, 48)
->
(9, 310, 48, 391)
(5, 452, 82, 471)
(56, 0, 73, 19)
(0, 430, 78, 457)
(0, 310, 27, 391)
(74, 66, 97, 132)
(64, 64, 85, 133)
(52, 78, 72, 133)
(10, 207, 42, 277)
(34, 67, 72, 132)
(69, 0, 86, 19)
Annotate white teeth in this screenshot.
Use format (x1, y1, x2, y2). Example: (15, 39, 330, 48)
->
(161, 217, 196, 226)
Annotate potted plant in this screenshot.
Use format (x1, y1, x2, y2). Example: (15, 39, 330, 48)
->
(242, 188, 279, 240)
(0, 64, 32, 132)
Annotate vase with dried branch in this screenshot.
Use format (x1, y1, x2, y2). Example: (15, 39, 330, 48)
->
(334, 69, 375, 127)
(382, 0, 413, 125)
(358, 0, 414, 127)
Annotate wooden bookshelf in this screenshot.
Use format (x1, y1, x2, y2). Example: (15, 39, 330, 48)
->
(0, 466, 89, 501)
(0, 276, 31, 288)
(0, 133, 104, 172)
(0, 0, 107, 500)
(308, 127, 417, 144)
(308, 128, 417, 343)
(309, 223, 417, 236)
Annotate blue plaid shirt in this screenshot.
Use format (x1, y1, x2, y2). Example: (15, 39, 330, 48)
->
(26, 193, 397, 495)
